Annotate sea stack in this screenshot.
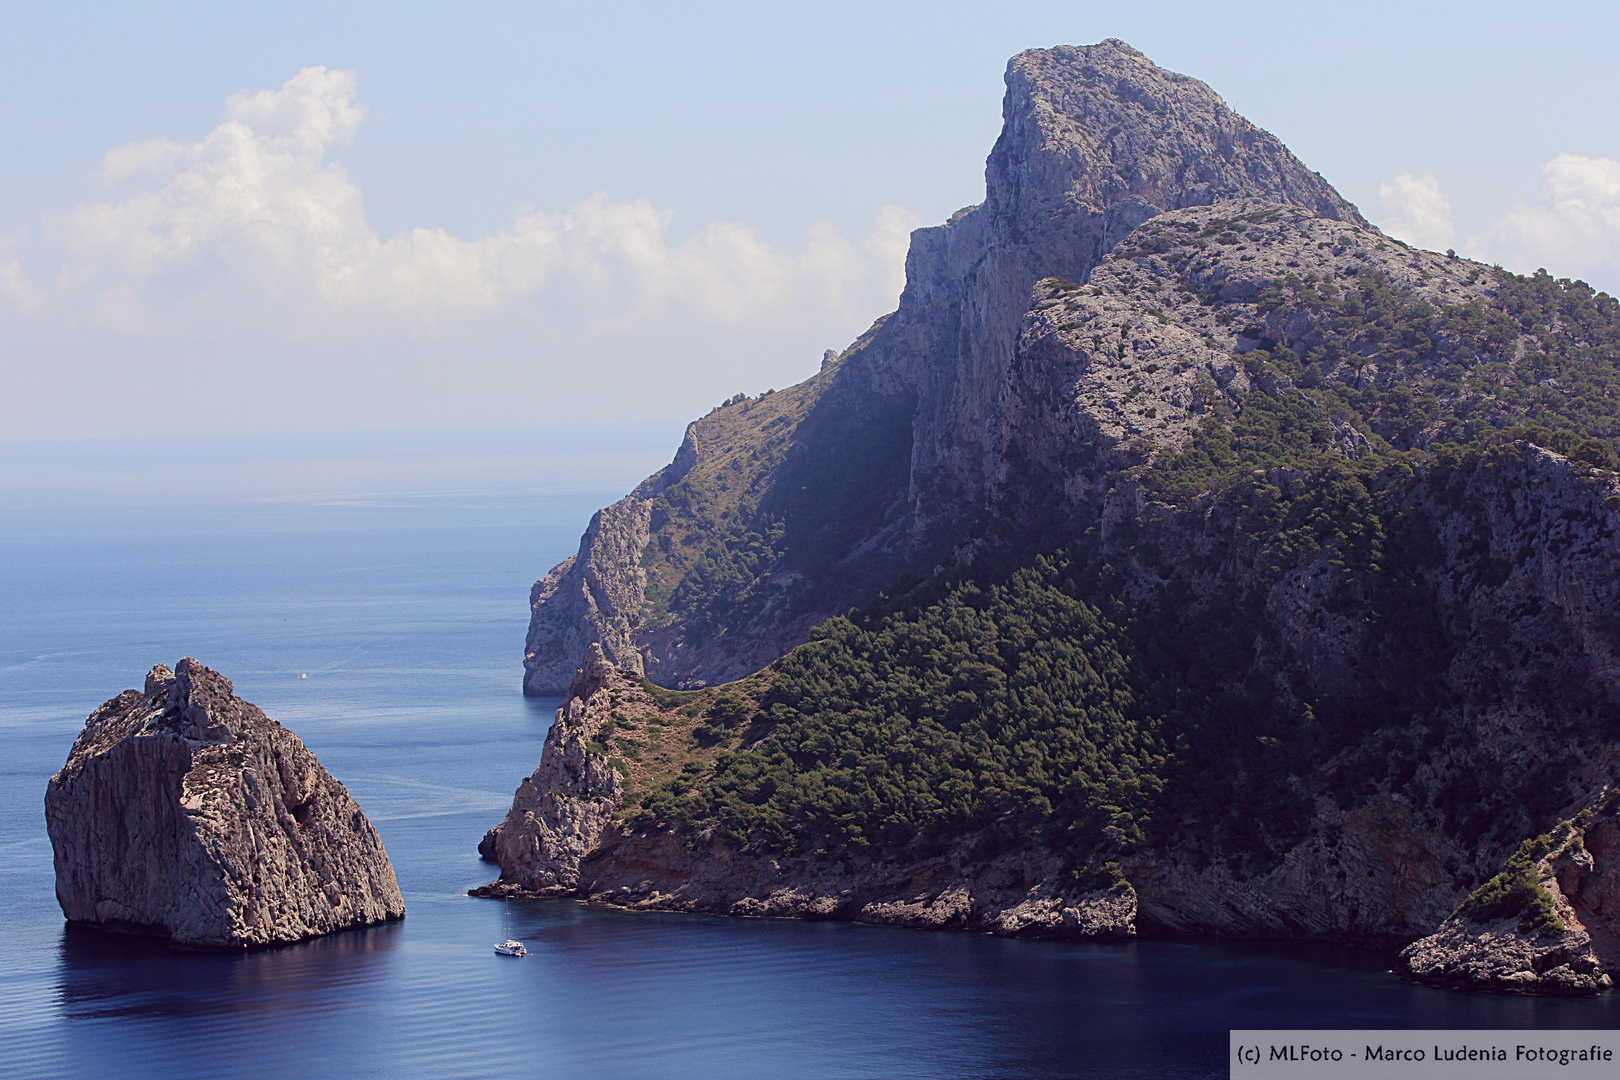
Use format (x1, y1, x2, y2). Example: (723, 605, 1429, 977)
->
(45, 658, 404, 949)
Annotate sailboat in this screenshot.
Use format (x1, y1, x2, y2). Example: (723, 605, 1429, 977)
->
(494, 898, 527, 957)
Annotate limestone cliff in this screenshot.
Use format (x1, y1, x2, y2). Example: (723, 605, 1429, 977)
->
(523, 39, 1366, 694)
(500, 38, 1620, 995)
(45, 659, 404, 949)
(491, 211, 1620, 991)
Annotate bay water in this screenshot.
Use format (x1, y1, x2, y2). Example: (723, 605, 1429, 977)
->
(2, 427, 1615, 1079)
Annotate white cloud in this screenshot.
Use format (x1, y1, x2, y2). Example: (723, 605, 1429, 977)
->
(1377, 173, 1455, 252)
(0, 251, 38, 312)
(19, 67, 916, 336)
(1473, 153, 1620, 278)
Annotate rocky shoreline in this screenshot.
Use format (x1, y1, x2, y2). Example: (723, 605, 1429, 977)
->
(476, 646, 1135, 941)
(477, 649, 1620, 992)
(1395, 810, 1620, 995)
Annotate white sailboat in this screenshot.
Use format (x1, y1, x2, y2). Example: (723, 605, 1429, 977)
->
(494, 898, 527, 957)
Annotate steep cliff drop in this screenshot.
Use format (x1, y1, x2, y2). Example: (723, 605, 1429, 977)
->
(522, 38, 1366, 695)
(46, 659, 405, 949)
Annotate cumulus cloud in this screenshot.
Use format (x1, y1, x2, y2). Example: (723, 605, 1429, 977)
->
(0, 252, 39, 312)
(1475, 153, 1620, 278)
(1377, 173, 1455, 252)
(21, 67, 916, 336)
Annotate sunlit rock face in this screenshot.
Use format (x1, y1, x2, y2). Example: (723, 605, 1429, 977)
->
(523, 38, 1366, 693)
(46, 659, 404, 949)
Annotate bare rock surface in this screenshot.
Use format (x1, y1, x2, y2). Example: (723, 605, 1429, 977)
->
(481, 647, 1134, 940)
(522, 39, 1366, 694)
(1396, 810, 1620, 995)
(45, 659, 404, 949)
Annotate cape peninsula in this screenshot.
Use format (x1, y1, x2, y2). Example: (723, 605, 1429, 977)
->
(491, 40, 1620, 993)
(47, 659, 404, 949)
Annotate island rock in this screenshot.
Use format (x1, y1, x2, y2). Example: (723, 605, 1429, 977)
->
(45, 659, 405, 949)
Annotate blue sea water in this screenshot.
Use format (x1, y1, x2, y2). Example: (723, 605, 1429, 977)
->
(2, 427, 1616, 1079)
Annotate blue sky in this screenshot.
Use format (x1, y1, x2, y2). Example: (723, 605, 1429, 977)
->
(3, 1, 1617, 440)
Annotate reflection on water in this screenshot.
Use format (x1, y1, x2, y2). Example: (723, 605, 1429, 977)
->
(39, 886, 1620, 1080)
(56, 922, 405, 1021)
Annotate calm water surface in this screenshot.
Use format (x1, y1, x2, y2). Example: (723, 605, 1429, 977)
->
(2, 435, 1616, 1078)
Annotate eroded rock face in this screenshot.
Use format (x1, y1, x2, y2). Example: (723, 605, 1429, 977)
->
(890, 42, 1364, 551)
(481, 646, 1134, 940)
(45, 659, 404, 949)
(522, 499, 654, 695)
(522, 39, 1366, 694)
(1396, 812, 1620, 995)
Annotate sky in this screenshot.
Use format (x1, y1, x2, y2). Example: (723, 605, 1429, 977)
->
(2, 0, 1618, 441)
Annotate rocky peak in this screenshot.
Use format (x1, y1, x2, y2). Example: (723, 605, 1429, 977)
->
(169, 657, 251, 743)
(144, 663, 173, 697)
(565, 643, 618, 710)
(987, 41, 1366, 236)
(522, 41, 1373, 692)
(884, 40, 1365, 551)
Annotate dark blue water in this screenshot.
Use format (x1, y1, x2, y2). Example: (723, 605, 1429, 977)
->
(3, 434, 1617, 1079)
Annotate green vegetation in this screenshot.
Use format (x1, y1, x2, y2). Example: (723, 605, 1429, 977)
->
(1455, 826, 1573, 935)
(637, 316, 919, 650)
(612, 253, 1620, 890)
(1149, 268, 1620, 504)
(638, 552, 1158, 878)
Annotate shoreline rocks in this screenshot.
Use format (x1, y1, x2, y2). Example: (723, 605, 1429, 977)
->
(45, 659, 405, 950)
(477, 646, 1136, 942)
(1396, 809, 1620, 995)
(484, 649, 1620, 993)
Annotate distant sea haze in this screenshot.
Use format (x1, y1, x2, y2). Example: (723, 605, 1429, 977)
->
(2, 430, 1617, 1079)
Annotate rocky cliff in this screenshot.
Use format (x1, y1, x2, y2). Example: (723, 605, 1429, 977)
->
(1396, 808, 1620, 995)
(524, 39, 1366, 694)
(46, 659, 405, 949)
(500, 39, 1620, 994)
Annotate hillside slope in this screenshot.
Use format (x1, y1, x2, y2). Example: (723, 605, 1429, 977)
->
(495, 40, 1620, 994)
(523, 39, 1365, 694)
(491, 205, 1620, 991)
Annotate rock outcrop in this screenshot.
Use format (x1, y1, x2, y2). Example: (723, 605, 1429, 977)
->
(1397, 808, 1620, 994)
(45, 659, 404, 949)
(523, 39, 1367, 694)
(483, 646, 1135, 940)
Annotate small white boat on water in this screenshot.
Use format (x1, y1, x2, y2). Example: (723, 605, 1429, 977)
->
(494, 898, 526, 956)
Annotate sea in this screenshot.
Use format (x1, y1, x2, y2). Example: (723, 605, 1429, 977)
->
(2, 425, 1616, 1079)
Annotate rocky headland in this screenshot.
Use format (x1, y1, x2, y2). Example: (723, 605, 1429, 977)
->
(477, 645, 1135, 939)
(46, 659, 404, 949)
(1396, 805, 1620, 995)
(499, 40, 1620, 992)
(522, 38, 1364, 696)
